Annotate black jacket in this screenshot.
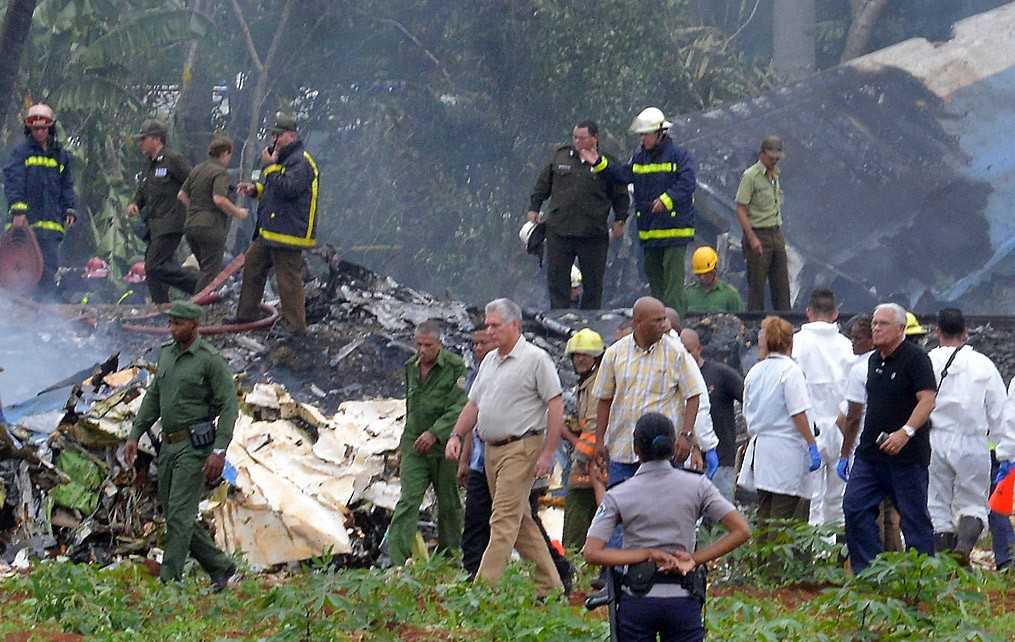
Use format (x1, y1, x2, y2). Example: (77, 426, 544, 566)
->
(254, 140, 320, 249)
(529, 145, 629, 238)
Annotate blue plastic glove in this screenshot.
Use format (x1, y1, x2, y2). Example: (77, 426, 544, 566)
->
(808, 443, 822, 472)
(704, 448, 720, 479)
(836, 457, 850, 482)
(996, 460, 1014, 486)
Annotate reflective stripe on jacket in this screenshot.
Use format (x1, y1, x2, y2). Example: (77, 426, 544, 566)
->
(3, 136, 76, 235)
(254, 140, 320, 249)
(592, 135, 696, 248)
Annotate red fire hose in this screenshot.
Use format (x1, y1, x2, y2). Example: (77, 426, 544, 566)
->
(120, 252, 279, 335)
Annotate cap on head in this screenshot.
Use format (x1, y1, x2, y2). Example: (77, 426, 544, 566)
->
(691, 246, 718, 274)
(761, 135, 784, 160)
(565, 328, 604, 357)
(904, 312, 926, 336)
(270, 112, 298, 135)
(135, 119, 167, 140)
(24, 103, 55, 127)
(167, 301, 202, 321)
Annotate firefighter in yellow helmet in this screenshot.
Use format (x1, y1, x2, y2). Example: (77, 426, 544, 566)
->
(562, 328, 607, 549)
(3, 103, 77, 300)
(684, 246, 743, 313)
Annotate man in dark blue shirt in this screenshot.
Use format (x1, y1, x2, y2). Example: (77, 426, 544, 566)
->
(841, 303, 937, 573)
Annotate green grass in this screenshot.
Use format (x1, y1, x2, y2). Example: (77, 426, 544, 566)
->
(0, 525, 1012, 641)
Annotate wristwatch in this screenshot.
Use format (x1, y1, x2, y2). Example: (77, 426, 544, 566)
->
(901, 425, 916, 438)
(212, 448, 226, 456)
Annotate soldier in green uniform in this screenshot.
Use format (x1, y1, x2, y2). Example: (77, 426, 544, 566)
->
(124, 301, 238, 589)
(178, 136, 249, 292)
(127, 120, 198, 304)
(387, 319, 467, 565)
(685, 246, 743, 313)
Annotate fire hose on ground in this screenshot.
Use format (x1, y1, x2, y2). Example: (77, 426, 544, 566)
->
(120, 252, 279, 335)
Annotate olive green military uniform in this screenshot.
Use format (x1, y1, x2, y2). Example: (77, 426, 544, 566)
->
(684, 279, 743, 313)
(130, 328, 238, 582)
(388, 349, 467, 565)
(132, 133, 197, 303)
(562, 372, 600, 549)
(181, 159, 232, 292)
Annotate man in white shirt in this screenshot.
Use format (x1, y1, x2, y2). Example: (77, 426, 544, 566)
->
(927, 308, 1007, 564)
(792, 288, 854, 527)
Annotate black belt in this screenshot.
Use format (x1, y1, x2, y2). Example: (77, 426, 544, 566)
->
(487, 430, 542, 448)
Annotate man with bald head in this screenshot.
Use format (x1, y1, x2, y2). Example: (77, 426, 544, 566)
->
(665, 307, 681, 334)
(592, 296, 705, 554)
(682, 328, 744, 501)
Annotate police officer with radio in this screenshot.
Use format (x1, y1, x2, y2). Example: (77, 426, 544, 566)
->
(124, 301, 238, 590)
(583, 412, 751, 641)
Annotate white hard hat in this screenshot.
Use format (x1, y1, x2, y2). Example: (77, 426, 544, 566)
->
(519, 221, 537, 249)
(570, 264, 583, 288)
(25, 103, 55, 127)
(629, 107, 671, 134)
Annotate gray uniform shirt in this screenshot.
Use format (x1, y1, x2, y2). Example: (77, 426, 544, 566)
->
(468, 334, 563, 443)
(587, 460, 735, 597)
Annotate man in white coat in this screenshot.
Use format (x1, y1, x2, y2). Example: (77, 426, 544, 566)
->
(927, 308, 1007, 564)
(792, 288, 854, 527)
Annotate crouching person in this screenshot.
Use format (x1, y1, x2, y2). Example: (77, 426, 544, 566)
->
(583, 412, 750, 642)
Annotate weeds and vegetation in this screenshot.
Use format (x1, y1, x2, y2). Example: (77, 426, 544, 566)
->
(1, 525, 1012, 641)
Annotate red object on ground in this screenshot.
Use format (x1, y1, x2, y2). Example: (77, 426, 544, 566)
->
(990, 469, 1015, 516)
(0, 224, 43, 295)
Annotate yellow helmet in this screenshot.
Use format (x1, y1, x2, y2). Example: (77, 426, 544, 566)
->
(565, 328, 604, 357)
(691, 246, 718, 275)
(570, 264, 583, 288)
(905, 312, 926, 336)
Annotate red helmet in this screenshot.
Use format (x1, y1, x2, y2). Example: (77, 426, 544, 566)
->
(84, 257, 109, 279)
(123, 261, 146, 283)
(24, 103, 55, 128)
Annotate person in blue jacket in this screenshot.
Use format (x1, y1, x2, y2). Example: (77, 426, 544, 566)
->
(3, 103, 77, 299)
(579, 107, 696, 315)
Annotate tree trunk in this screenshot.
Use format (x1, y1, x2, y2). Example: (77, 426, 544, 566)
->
(772, 0, 815, 82)
(841, 0, 889, 63)
(174, 0, 215, 164)
(0, 0, 39, 138)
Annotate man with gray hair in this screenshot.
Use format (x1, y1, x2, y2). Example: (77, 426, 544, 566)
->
(388, 319, 467, 565)
(445, 298, 565, 594)
(841, 303, 937, 573)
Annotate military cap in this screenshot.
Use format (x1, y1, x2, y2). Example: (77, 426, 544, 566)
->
(166, 301, 203, 321)
(270, 113, 298, 135)
(760, 135, 784, 160)
(135, 119, 168, 140)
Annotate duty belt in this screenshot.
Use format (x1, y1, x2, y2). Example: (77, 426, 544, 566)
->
(487, 429, 543, 448)
(162, 429, 190, 444)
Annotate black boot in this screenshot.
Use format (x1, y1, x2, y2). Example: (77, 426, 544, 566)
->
(954, 516, 983, 566)
(934, 531, 956, 554)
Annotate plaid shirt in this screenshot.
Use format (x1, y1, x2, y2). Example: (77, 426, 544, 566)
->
(592, 333, 705, 463)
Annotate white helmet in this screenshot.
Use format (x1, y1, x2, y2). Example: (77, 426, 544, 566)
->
(570, 264, 583, 288)
(519, 221, 537, 249)
(629, 107, 671, 134)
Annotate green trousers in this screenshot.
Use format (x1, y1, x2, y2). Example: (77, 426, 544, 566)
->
(562, 487, 597, 550)
(388, 446, 462, 565)
(157, 439, 232, 582)
(643, 245, 687, 316)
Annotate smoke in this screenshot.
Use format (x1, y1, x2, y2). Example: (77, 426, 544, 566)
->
(0, 295, 117, 409)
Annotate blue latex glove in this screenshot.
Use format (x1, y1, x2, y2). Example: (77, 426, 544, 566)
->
(808, 443, 822, 472)
(836, 457, 850, 482)
(996, 460, 1014, 486)
(704, 448, 720, 479)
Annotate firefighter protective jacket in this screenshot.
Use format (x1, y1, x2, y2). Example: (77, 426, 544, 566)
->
(592, 135, 696, 249)
(253, 140, 320, 249)
(3, 134, 76, 237)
